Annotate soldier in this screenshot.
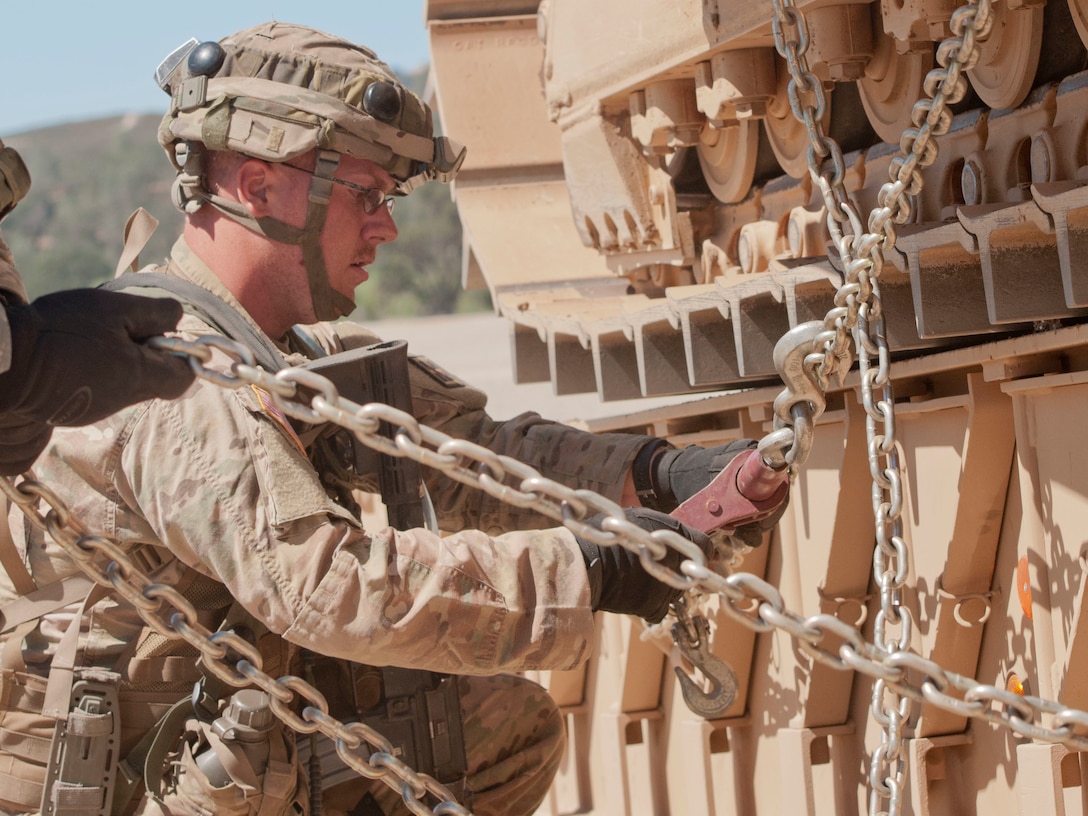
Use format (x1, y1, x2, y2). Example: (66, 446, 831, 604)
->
(0, 23, 786, 816)
(0, 140, 193, 475)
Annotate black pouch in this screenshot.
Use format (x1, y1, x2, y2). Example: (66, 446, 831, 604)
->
(299, 659, 467, 794)
(301, 340, 425, 530)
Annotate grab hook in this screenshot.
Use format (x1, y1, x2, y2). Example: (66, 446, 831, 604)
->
(671, 612, 738, 720)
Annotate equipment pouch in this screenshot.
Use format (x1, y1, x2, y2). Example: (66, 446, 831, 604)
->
(298, 663, 467, 796)
(0, 670, 54, 812)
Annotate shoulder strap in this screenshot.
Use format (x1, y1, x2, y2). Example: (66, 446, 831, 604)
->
(0, 501, 35, 597)
(115, 208, 159, 277)
(0, 574, 96, 634)
(101, 272, 285, 373)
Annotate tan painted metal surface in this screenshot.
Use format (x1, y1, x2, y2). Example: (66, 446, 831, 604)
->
(425, 0, 1088, 812)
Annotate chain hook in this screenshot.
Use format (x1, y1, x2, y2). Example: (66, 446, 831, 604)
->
(670, 598, 738, 719)
(762, 321, 829, 468)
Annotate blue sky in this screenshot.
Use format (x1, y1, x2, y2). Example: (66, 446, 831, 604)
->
(1, 2, 430, 135)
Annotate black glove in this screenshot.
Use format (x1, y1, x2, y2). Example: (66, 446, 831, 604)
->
(0, 419, 52, 477)
(727, 500, 788, 549)
(576, 507, 711, 623)
(0, 289, 194, 474)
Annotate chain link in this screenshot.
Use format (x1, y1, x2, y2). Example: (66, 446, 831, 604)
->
(767, 1, 993, 813)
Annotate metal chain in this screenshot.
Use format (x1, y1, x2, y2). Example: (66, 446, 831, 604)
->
(1, 475, 473, 816)
(767, 1, 993, 814)
(0, 7, 1040, 813)
(6, 335, 1088, 805)
(766, 0, 993, 466)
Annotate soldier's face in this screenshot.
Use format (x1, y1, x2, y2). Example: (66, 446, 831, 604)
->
(318, 155, 399, 314)
(263, 153, 399, 325)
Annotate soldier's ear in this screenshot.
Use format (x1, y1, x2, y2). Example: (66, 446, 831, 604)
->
(236, 159, 273, 216)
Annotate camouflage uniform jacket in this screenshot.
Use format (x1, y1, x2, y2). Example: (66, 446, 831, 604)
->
(0, 226, 28, 374)
(3, 236, 652, 678)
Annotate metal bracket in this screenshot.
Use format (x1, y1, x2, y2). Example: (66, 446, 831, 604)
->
(934, 576, 998, 628)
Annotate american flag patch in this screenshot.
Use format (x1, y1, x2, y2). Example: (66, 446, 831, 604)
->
(252, 385, 307, 455)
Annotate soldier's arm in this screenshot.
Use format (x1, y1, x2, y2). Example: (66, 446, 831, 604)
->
(405, 353, 653, 534)
(106, 371, 597, 675)
(401, 353, 777, 533)
(313, 320, 653, 531)
(319, 322, 781, 535)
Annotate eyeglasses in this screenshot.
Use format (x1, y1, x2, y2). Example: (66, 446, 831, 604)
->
(279, 161, 396, 215)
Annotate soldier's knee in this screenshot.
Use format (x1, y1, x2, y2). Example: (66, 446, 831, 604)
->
(457, 674, 566, 815)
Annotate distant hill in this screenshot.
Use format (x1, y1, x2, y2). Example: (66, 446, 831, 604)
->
(4, 114, 185, 299)
(2, 76, 489, 318)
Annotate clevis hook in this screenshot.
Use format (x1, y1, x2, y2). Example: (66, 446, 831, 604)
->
(671, 614, 738, 720)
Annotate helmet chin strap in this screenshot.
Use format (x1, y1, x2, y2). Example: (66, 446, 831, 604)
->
(176, 146, 356, 323)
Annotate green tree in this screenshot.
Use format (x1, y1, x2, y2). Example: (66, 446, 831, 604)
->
(20, 244, 113, 299)
(355, 180, 491, 319)
(4, 115, 183, 298)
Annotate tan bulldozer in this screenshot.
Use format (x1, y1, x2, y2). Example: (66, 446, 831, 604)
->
(424, 1, 1088, 812)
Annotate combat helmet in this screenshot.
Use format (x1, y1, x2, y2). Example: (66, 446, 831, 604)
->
(155, 21, 466, 321)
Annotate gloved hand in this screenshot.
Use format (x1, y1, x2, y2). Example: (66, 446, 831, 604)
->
(0, 419, 52, 478)
(652, 439, 758, 509)
(576, 507, 711, 623)
(727, 501, 788, 549)
(632, 438, 789, 548)
(661, 440, 791, 546)
(0, 289, 194, 475)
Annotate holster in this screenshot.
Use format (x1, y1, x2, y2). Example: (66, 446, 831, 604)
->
(40, 671, 121, 816)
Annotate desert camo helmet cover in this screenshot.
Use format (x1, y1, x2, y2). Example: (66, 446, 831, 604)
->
(155, 21, 466, 320)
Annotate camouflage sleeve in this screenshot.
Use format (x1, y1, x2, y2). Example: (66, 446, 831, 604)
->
(0, 225, 28, 374)
(108, 359, 595, 675)
(405, 354, 652, 535)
